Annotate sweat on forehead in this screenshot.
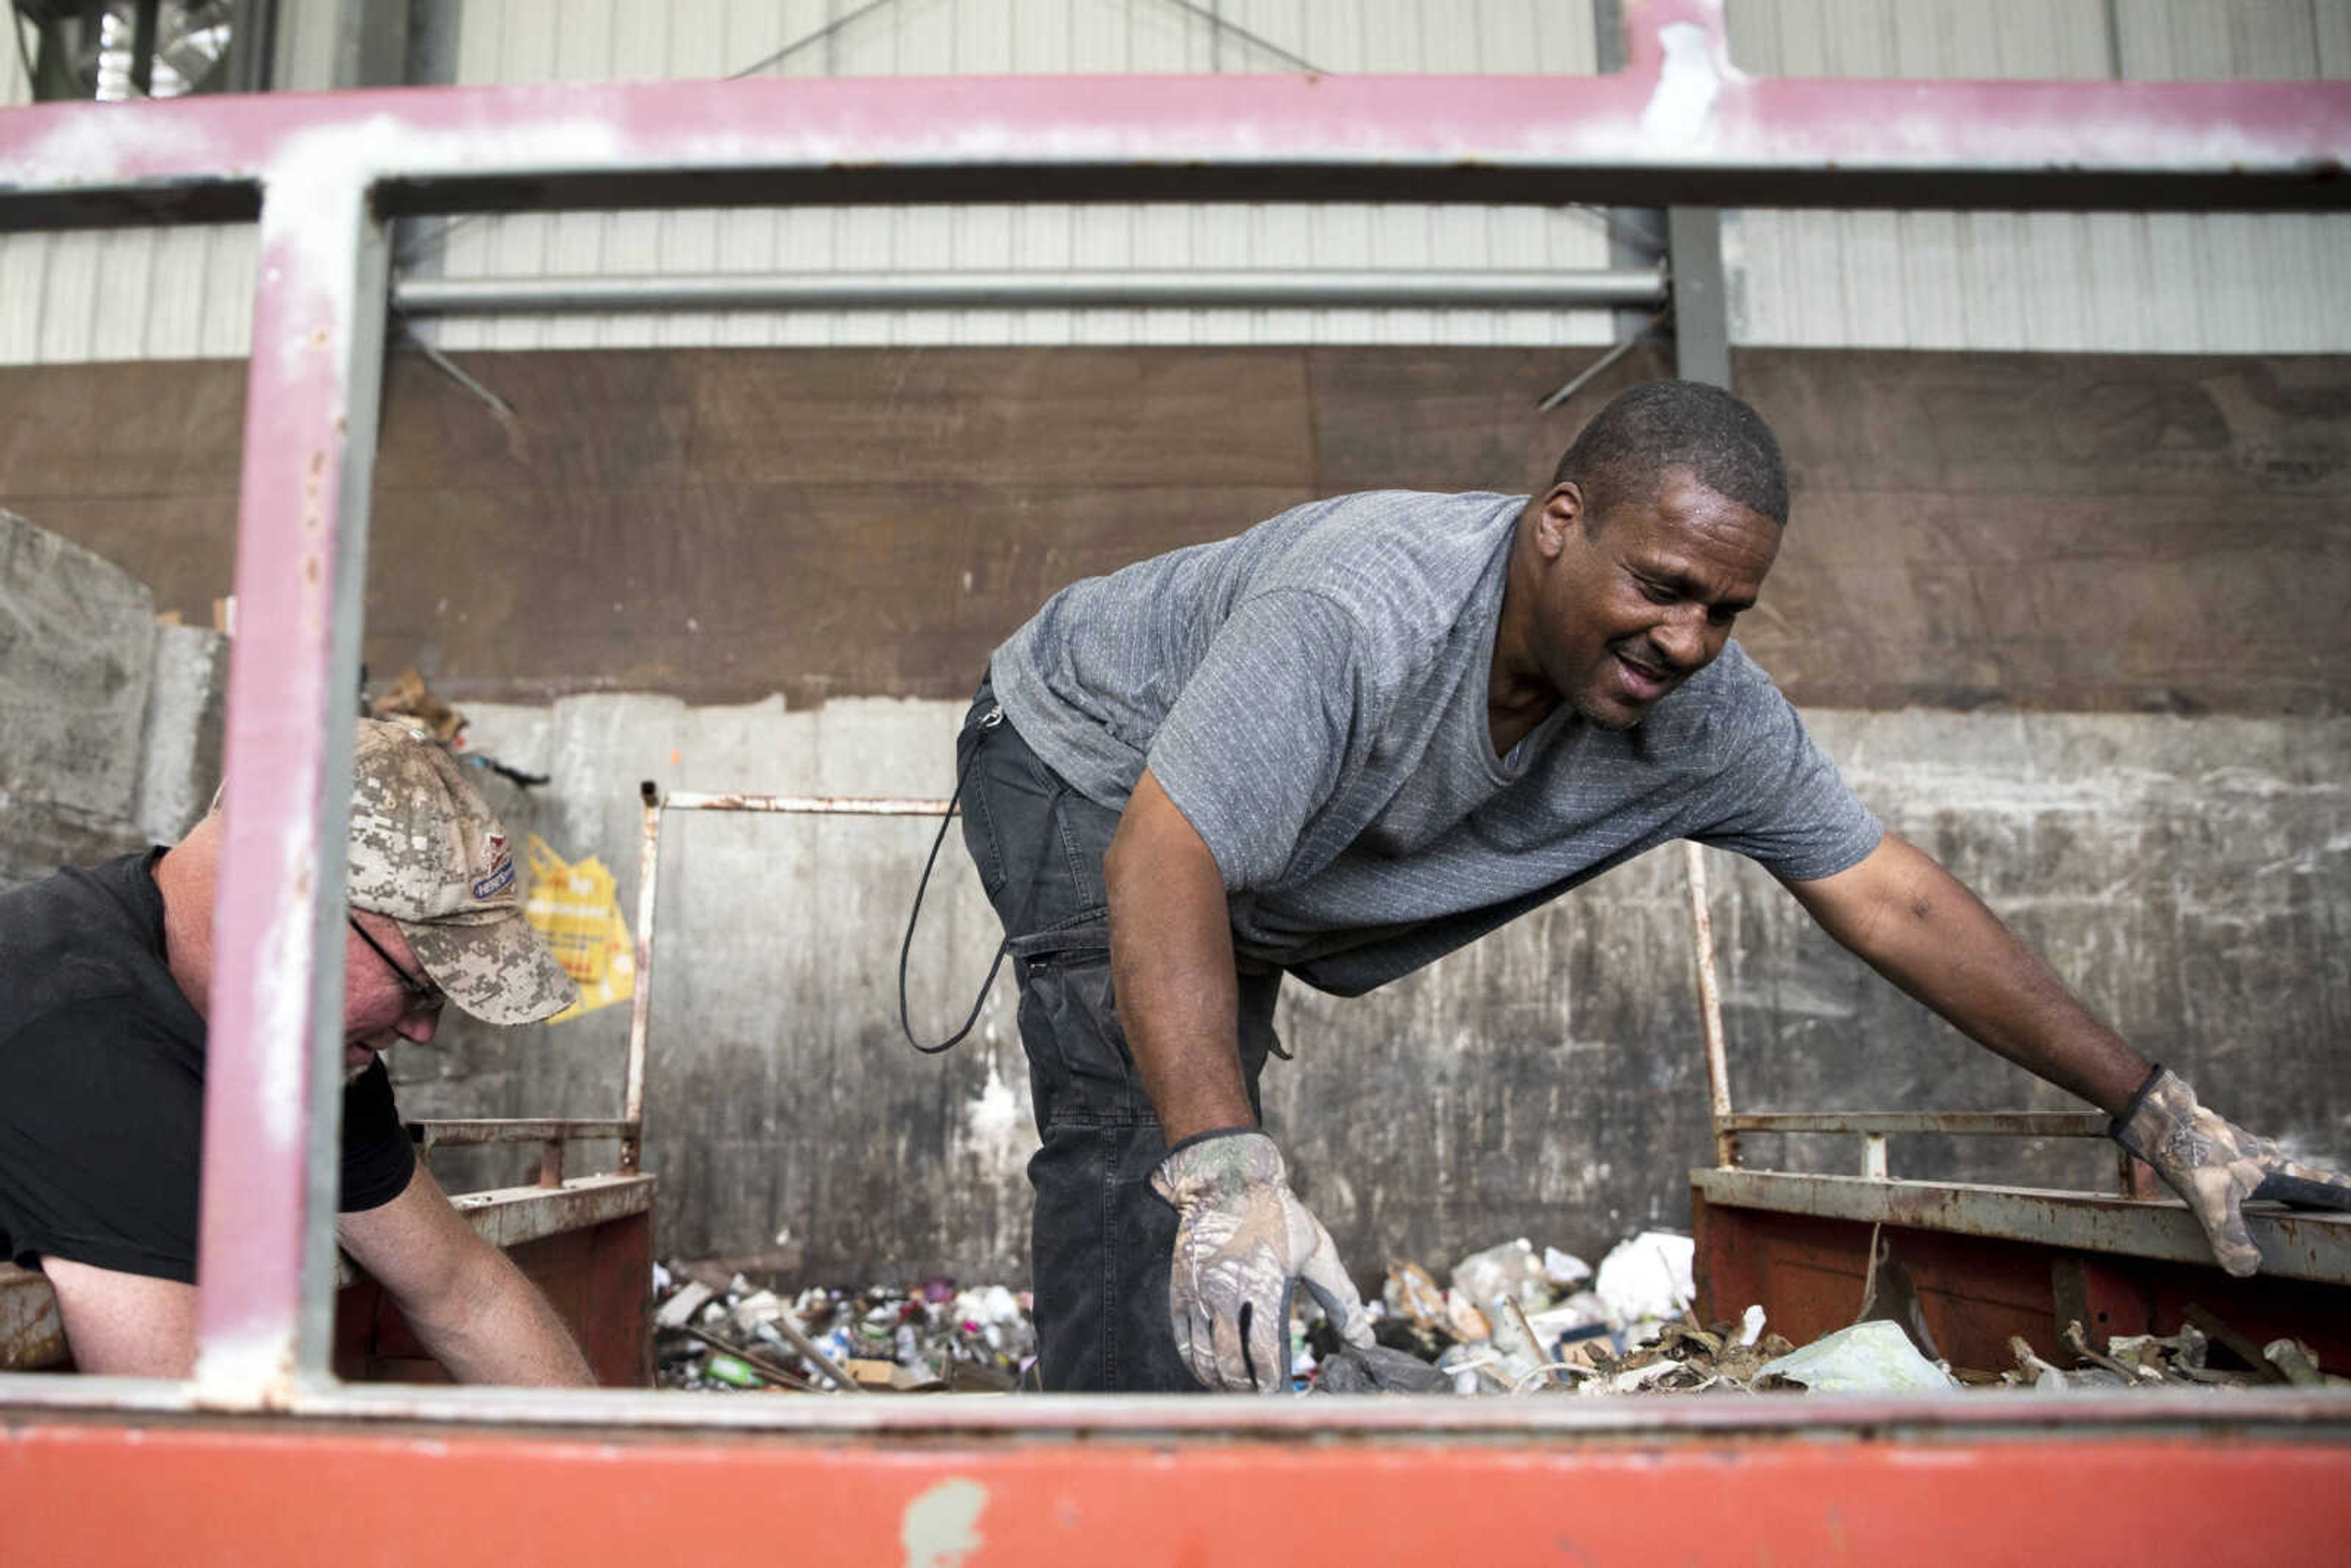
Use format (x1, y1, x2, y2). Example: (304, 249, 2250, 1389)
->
(1550, 380, 1789, 528)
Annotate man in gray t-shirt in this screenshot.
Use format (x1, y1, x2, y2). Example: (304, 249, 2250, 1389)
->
(959, 380, 2350, 1395)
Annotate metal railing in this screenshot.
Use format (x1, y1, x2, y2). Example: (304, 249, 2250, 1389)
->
(2, 0, 2345, 1425)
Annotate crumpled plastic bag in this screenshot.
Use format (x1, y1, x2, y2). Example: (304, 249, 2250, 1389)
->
(1756, 1319, 1959, 1394)
(1592, 1231, 1696, 1327)
(1314, 1343, 1457, 1395)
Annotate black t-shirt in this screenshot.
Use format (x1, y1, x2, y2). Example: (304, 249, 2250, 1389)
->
(0, 850, 414, 1283)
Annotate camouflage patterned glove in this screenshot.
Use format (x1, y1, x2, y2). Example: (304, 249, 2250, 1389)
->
(2112, 1065, 2351, 1278)
(1150, 1129, 1374, 1394)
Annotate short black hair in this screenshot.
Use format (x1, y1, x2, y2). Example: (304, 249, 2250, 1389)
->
(1550, 380, 1788, 527)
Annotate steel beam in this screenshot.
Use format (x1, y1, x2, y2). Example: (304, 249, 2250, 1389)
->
(392, 267, 1672, 316)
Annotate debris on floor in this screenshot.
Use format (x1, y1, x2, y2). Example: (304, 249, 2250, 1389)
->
(1315, 1232, 2345, 1399)
(651, 1260, 1036, 1394)
(648, 1242, 2344, 1398)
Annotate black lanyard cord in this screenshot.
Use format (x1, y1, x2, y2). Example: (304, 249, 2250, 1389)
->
(898, 709, 1009, 1056)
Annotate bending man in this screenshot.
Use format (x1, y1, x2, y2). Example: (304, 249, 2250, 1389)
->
(0, 718, 593, 1382)
(959, 379, 2351, 1394)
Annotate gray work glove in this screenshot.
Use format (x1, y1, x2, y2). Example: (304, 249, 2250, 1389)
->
(1150, 1128, 1375, 1394)
(2112, 1065, 2351, 1278)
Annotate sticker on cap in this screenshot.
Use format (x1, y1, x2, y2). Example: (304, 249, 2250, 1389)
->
(474, 850, 517, 902)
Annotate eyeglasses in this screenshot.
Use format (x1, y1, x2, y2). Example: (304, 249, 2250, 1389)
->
(347, 916, 445, 1015)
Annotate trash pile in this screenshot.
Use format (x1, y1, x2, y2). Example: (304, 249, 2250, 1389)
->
(651, 1261, 1036, 1394)
(1307, 1228, 2346, 1397)
(648, 1231, 2344, 1398)
(1314, 1229, 1817, 1395)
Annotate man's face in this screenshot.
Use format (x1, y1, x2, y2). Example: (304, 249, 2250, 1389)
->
(343, 911, 443, 1079)
(1531, 470, 1781, 730)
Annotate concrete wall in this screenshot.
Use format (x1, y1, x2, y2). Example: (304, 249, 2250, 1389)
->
(0, 510, 226, 891)
(414, 697, 2351, 1281)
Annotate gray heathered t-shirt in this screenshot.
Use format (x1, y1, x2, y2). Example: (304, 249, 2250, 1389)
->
(989, 489, 1881, 996)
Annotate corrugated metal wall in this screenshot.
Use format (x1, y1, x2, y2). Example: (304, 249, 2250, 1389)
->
(413, 0, 1610, 353)
(4, 0, 2345, 363)
(1727, 0, 2351, 350)
(0, 0, 348, 365)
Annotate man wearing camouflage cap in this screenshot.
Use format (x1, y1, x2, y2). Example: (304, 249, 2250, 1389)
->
(0, 719, 592, 1382)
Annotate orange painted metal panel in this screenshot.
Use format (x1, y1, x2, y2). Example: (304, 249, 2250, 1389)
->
(4, 1416, 2349, 1566)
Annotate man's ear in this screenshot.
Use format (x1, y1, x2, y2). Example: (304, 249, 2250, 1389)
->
(1534, 482, 1584, 557)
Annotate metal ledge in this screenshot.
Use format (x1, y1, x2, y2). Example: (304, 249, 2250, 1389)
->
(409, 1119, 634, 1149)
(1693, 1168, 2351, 1286)
(1722, 1112, 2111, 1138)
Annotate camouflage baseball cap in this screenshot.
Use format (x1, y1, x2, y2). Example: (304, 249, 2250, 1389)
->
(347, 718, 577, 1026)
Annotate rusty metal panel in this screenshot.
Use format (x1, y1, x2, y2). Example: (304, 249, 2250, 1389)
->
(335, 1206, 652, 1386)
(1695, 1188, 2351, 1377)
(1695, 1168, 2351, 1285)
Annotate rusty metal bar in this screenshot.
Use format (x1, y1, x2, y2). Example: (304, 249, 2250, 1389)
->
(1861, 1135, 1890, 1180)
(1722, 1112, 2112, 1138)
(537, 1141, 564, 1189)
(620, 784, 663, 1174)
(409, 1119, 636, 1149)
(1693, 1168, 2351, 1286)
(189, 171, 389, 1411)
(1681, 841, 1737, 1168)
(661, 790, 956, 816)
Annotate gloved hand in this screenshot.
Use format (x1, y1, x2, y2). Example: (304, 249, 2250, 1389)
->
(2112, 1065, 2351, 1277)
(1150, 1128, 1375, 1393)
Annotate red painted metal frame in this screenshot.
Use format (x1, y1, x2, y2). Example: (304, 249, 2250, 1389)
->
(6, 1419, 2351, 1566)
(4, 1, 2350, 228)
(0, 0, 2345, 1460)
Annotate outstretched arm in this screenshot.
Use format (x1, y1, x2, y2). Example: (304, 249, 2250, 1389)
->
(1782, 830, 2351, 1275)
(337, 1161, 594, 1386)
(1780, 831, 2151, 1113)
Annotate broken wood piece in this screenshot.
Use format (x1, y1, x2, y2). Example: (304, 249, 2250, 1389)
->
(2182, 1304, 2290, 1384)
(2062, 1320, 2162, 1384)
(758, 1308, 868, 1394)
(677, 1325, 817, 1392)
(846, 1357, 947, 1392)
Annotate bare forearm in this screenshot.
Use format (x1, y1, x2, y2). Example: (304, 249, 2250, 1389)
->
(1789, 834, 2151, 1114)
(402, 1244, 594, 1387)
(1108, 771, 1254, 1145)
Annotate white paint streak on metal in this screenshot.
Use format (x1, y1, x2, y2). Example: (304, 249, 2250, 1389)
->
(1640, 21, 1731, 149)
(1727, 0, 2351, 351)
(900, 1476, 988, 1568)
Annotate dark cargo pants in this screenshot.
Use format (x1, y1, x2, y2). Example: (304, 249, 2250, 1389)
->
(957, 683, 1281, 1393)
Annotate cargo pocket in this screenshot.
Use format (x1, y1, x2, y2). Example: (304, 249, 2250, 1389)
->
(1008, 915, 1150, 1131)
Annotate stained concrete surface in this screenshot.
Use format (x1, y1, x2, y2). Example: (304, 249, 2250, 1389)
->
(405, 696, 2351, 1286)
(0, 511, 225, 890)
